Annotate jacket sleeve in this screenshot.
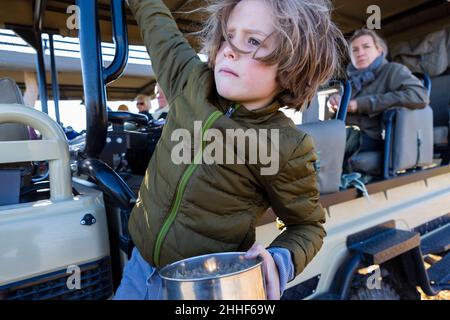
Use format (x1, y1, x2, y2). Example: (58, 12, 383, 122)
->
(356, 63, 430, 116)
(265, 133, 326, 277)
(128, 0, 201, 103)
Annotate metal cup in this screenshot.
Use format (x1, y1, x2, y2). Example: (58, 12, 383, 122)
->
(159, 252, 266, 300)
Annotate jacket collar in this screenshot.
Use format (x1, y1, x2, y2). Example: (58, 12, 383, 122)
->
(216, 94, 281, 123)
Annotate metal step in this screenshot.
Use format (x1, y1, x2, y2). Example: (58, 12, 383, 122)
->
(427, 253, 450, 290)
(421, 224, 450, 255)
(348, 227, 420, 265)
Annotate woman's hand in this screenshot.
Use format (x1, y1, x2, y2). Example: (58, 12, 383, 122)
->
(245, 243, 280, 300)
(348, 99, 358, 113)
(328, 96, 358, 114)
(327, 94, 341, 113)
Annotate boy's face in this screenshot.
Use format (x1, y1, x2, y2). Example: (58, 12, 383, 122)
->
(350, 35, 383, 70)
(214, 0, 280, 110)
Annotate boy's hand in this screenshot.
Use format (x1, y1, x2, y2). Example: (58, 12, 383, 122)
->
(245, 243, 280, 300)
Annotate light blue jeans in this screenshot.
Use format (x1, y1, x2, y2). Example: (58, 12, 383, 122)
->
(113, 247, 164, 300)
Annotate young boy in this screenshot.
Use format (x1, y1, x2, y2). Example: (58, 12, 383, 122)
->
(116, 0, 345, 300)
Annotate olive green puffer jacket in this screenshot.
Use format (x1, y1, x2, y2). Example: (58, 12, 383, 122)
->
(128, 0, 326, 277)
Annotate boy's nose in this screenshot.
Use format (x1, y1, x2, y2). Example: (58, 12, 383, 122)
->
(223, 43, 237, 60)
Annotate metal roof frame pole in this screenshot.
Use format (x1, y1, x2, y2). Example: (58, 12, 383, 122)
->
(10, 26, 49, 115)
(77, 0, 108, 158)
(48, 34, 61, 124)
(35, 33, 49, 115)
(34, 0, 49, 114)
(34, 37, 49, 115)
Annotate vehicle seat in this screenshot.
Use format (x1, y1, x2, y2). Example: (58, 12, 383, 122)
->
(429, 74, 450, 152)
(351, 107, 434, 178)
(351, 96, 434, 179)
(297, 95, 347, 194)
(0, 78, 29, 141)
(298, 120, 346, 194)
(0, 78, 32, 205)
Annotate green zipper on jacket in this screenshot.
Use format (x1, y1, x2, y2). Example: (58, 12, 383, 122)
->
(153, 110, 224, 265)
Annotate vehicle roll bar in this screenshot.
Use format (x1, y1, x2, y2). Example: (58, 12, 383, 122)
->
(0, 104, 72, 201)
(337, 80, 352, 122)
(104, 0, 129, 85)
(327, 79, 351, 122)
(77, 0, 129, 158)
(412, 72, 431, 96)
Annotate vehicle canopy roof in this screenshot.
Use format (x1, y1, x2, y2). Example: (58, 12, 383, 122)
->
(0, 0, 449, 100)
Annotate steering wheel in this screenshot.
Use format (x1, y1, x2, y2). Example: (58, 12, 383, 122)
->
(107, 111, 149, 127)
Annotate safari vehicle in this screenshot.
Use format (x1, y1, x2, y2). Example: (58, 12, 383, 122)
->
(0, 0, 449, 300)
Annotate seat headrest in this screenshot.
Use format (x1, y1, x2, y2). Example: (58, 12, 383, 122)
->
(0, 78, 29, 141)
(0, 78, 24, 105)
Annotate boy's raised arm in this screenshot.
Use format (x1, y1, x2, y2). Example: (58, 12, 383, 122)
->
(128, 0, 201, 102)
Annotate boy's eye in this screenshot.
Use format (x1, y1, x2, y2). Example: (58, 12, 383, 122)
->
(248, 38, 261, 47)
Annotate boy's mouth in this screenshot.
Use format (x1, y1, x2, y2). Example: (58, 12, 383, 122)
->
(219, 67, 239, 77)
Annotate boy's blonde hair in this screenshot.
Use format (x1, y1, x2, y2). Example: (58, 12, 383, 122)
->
(201, 0, 346, 111)
(349, 29, 388, 56)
